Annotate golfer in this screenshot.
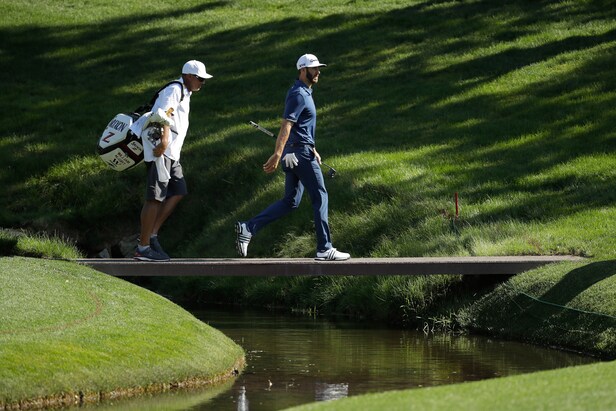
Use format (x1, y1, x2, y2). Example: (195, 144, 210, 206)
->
(131, 60, 213, 261)
(236, 53, 350, 261)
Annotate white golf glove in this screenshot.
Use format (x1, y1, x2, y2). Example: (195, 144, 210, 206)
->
(282, 153, 299, 169)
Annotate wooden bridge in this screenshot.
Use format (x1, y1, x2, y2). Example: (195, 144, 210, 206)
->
(76, 255, 582, 277)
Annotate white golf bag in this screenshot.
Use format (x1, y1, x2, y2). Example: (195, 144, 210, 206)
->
(97, 80, 184, 172)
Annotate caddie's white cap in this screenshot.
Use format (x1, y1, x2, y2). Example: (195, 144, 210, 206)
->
(182, 60, 213, 79)
(296, 54, 327, 70)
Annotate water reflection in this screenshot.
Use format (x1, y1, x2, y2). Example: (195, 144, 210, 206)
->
(79, 378, 234, 411)
(314, 383, 349, 401)
(237, 386, 248, 411)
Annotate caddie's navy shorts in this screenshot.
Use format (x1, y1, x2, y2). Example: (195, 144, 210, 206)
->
(145, 157, 188, 202)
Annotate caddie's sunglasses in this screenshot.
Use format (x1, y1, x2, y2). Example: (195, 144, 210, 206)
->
(194, 74, 206, 82)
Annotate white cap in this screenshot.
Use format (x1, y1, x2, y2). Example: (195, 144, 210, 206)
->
(182, 60, 213, 79)
(296, 54, 327, 70)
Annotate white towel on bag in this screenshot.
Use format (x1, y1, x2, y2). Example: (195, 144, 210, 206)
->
(138, 108, 175, 181)
(155, 155, 171, 183)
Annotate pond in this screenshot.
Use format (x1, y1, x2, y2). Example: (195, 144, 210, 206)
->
(86, 307, 596, 411)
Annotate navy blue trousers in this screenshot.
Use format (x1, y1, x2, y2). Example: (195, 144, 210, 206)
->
(246, 145, 332, 252)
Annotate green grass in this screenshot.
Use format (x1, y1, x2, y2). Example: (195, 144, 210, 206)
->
(3, 0, 616, 408)
(3, 0, 616, 259)
(0, 257, 244, 407)
(0, 228, 82, 259)
(459, 260, 616, 358)
(283, 360, 616, 411)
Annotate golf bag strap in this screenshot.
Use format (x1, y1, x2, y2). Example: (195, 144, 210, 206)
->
(134, 81, 185, 115)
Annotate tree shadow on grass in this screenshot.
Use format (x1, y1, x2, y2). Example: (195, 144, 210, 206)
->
(539, 260, 616, 307)
(510, 260, 616, 357)
(468, 260, 616, 358)
(2, 0, 616, 255)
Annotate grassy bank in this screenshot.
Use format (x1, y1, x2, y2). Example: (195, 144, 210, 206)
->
(0, 257, 244, 409)
(283, 360, 616, 411)
(460, 260, 616, 358)
(0, 228, 81, 260)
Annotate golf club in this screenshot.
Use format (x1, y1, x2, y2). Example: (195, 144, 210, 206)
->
(248, 121, 337, 178)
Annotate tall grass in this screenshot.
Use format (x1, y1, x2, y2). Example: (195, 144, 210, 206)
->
(0, 229, 82, 259)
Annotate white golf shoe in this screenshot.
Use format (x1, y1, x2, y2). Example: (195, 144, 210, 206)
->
(315, 248, 351, 261)
(235, 221, 252, 257)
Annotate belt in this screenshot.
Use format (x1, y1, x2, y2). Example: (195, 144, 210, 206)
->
(287, 143, 314, 148)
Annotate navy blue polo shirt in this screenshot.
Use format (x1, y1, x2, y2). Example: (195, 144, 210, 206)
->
(283, 80, 317, 146)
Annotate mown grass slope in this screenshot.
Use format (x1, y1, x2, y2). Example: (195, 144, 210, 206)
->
(0, 257, 244, 408)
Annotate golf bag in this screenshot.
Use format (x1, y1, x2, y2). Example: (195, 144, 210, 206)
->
(97, 81, 184, 171)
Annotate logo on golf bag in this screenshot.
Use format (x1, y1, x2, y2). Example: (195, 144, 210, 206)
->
(97, 113, 143, 171)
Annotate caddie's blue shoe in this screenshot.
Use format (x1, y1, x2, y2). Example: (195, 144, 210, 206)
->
(149, 236, 170, 260)
(134, 246, 170, 262)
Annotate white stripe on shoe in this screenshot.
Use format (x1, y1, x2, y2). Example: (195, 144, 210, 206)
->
(235, 221, 252, 257)
(315, 248, 351, 261)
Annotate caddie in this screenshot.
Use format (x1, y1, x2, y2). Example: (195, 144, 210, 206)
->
(130, 60, 212, 262)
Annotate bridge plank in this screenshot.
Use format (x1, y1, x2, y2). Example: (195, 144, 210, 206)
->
(75, 256, 583, 277)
